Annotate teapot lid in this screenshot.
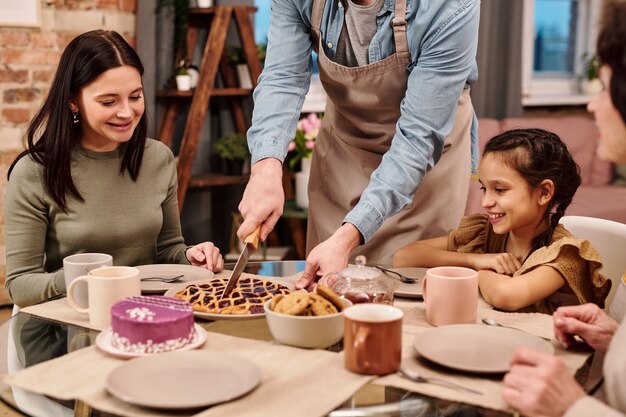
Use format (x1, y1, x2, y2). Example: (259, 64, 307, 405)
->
(338, 255, 382, 280)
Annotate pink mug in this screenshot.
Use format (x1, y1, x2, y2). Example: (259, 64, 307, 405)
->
(422, 266, 478, 326)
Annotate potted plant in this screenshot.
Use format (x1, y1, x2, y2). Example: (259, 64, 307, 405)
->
(581, 53, 602, 95)
(175, 60, 192, 91)
(213, 132, 250, 175)
(227, 44, 267, 89)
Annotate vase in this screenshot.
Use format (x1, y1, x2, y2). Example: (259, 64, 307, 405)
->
(236, 64, 253, 89)
(176, 74, 191, 91)
(295, 157, 311, 209)
(581, 78, 603, 95)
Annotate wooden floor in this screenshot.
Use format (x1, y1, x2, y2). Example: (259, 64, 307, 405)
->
(0, 305, 28, 417)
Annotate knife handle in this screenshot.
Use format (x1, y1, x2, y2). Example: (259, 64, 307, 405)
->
(244, 226, 261, 249)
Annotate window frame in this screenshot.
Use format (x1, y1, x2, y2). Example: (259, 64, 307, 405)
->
(522, 0, 602, 106)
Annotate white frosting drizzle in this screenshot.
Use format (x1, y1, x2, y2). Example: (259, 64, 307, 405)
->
(125, 307, 156, 322)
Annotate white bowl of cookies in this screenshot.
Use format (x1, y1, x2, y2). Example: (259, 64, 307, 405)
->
(264, 286, 352, 349)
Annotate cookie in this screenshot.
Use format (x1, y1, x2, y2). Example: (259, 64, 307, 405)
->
(316, 285, 345, 311)
(270, 294, 284, 311)
(273, 292, 311, 315)
(309, 293, 338, 316)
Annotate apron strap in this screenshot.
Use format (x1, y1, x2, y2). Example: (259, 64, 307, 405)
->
(311, 0, 325, 46)
(392, 0, 409, 55)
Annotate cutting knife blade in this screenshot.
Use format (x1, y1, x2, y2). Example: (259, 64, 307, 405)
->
(219, 225, 261, 299)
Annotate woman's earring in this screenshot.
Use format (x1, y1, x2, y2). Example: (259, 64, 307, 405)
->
(72, 112, 79, 124)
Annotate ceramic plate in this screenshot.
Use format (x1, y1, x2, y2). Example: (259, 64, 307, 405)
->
(137, 264, 214, 294)
(95, 324, 207, 359)
(163, 277, 292, 321)
(105, 350, 261, 409)
(379, 267, 426, 299)
(413, 324, 555, 374)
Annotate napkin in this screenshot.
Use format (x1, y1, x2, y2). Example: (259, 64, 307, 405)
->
(374, 303, 593, 412)
(4, 332, 372, 417)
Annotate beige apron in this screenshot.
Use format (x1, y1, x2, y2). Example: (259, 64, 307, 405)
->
(307, 0, 473, 265)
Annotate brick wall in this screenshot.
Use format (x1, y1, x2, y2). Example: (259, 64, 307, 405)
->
(0, 0, 137, 305)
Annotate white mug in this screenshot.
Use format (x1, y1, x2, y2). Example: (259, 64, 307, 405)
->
(67, 266, 140, 329)
(63, 253, 113, 308)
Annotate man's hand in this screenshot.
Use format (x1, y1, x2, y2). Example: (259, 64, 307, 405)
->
(296, 223, 362, 291)
(552, 303, 618, 353)
(237, 158, 284, 241)
(471, 253, 522, 275)
(502, 347, 586, 417)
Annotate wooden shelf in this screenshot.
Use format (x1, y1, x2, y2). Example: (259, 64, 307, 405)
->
(156, 5, 263, 209)
(188, 174, 249, 190)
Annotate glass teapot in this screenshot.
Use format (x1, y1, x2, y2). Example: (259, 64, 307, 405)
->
(329, 255, 395, 305)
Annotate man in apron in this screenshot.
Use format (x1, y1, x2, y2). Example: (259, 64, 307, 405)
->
(238, 0, 480, 289)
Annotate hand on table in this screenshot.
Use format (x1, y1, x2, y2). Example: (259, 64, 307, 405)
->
(186, 242, 224, 272)
(296, 223, 362, 292)
(502, 346, 586, 417)
(553, 303, 618, 353)
(471, 253, 522, 276)
(237, 158, 284, 242)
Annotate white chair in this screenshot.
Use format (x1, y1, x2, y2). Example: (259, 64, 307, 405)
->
(560, 215, 626, 321)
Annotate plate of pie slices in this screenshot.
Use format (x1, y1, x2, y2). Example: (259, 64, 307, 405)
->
(137, 264, 214, 294)
(164, 277, 292, 321)
(106, 350, 261, 409)
(95, 324, 207, 360)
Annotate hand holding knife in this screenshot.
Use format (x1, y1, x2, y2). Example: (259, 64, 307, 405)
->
(219, 225, 261, 299)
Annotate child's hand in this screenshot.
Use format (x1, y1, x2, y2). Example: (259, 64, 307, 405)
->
(472, 253, 522, 275)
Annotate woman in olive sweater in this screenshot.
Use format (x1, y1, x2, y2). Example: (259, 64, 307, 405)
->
(5, 30, 223, 307)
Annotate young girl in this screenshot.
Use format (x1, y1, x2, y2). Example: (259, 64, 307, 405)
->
(394, 128, 611, 313)
(5, 30, 223, 308)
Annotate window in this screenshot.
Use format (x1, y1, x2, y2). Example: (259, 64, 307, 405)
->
(254, 0, 326, 112)
(254, 0, 270, 44)
(522, 0, 601, 106)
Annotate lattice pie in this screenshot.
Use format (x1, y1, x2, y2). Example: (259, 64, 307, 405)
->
(175, 277, 291, 315)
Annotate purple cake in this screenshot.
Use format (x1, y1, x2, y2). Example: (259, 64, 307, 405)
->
(110, 296, 196, 354)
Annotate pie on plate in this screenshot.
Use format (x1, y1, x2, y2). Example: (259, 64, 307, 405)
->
(174, 277, 291, 315)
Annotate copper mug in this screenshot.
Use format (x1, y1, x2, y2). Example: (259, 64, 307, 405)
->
(343, 304, 404, 375)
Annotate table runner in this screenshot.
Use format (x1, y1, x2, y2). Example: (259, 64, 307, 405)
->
(20, 271, 298, 332)
(3, 332, 372, 417)
(374, 303, 593, 413)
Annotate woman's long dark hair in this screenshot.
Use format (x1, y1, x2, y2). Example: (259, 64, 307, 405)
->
(8, 30, 148, 211)
(483, 129, 582, 253)
(597, 0, 626, 125)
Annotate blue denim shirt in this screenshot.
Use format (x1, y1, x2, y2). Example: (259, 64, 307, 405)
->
(248, 0, 480, 242)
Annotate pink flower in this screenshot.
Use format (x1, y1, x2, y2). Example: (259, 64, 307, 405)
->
(288, 113, 323, 171)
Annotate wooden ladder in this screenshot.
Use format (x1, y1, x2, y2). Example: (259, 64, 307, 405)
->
(157, 6, 262, 210)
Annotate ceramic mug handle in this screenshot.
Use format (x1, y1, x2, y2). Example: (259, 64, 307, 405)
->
(67, 276, 90, 314)
(353, 326, 371, 372)
(421, 275, 428, 303)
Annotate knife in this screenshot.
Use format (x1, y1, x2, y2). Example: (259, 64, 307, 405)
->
(219, 225, 261, 299)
